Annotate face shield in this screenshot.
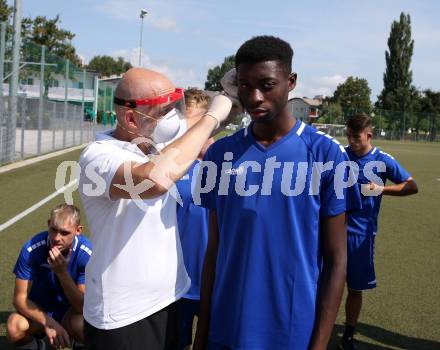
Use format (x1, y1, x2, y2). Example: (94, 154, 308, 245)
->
(114, 88, 186, 143)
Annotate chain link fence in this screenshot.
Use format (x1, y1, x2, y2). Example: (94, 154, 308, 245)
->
(313, 107, 440, 142)
(0, 25, 114, 165)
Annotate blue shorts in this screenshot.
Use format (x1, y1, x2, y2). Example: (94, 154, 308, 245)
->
(347, 232, 376, 291)
(30, 298, 69, 324)
(47, 307, 69, 323)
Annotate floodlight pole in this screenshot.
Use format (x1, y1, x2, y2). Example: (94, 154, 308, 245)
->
(7, 0, 22, 162)
(139, 10, 148, 66)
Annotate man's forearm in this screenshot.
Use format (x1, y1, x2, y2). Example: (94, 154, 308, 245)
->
(309, 257, 346, 350)
(56, 271, 84, 313)
(152, 116, 218, 184)
(14, 297, 51, 327)
(125, 116, 218, 198)
(382, 180, 418, 196)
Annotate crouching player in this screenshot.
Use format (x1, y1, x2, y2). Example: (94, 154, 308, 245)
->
(6, 204, 92, 350)
(340, 114, 418, 350)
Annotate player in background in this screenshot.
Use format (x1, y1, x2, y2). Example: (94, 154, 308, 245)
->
(6, 204, 92, 350)
(340, 114, 418, 350)
(176, 88, 214, 350)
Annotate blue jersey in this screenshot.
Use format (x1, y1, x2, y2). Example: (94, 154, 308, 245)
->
(13, 231, 92, 313)
(176, 160, 209, 300)
(199, 121, 361, 350)
(346, 146, 411, 236)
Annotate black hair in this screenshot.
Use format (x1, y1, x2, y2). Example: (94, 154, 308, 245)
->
(235, 35, 293, 74)
(346, 113, 373, 133)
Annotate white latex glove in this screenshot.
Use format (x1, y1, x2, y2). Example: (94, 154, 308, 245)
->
(220, 68, 238, 99)
(205, 94, 233, 128)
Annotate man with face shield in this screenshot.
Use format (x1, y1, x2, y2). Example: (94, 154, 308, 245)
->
(78, 68, 235, 350)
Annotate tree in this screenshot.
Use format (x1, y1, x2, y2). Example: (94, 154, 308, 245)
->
(331, 76, 372, 116)
(87, 55, 132, 77)
(319, 101, 343, 124)
(0, 0, 12, 22)
(14, 15, 84, 98)
(23, 15, 82, 66)
(377, 13, 415, 113)
(205, 55, 235, 91)
(419, 89, 440, 141)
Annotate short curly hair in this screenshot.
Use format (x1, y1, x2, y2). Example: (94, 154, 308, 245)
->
(235, 35, 293, 74)
(184, 87, 210, 110)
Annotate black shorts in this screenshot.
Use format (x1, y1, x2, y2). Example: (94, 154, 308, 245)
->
(84, 301, 180, 350)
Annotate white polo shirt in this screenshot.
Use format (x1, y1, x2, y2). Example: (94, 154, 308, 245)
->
(79, 130, 190, 330)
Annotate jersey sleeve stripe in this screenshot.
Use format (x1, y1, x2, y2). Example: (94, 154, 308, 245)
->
(72, 236, 79, 251)
(379, 150, 395, 159)
(296, 121, 306, 136)
(26, 239, 47, 253)
(80, 244, 92, 255)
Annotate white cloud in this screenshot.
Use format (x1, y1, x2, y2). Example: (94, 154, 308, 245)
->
(313, 75, 347, 89)
(150, 17, 178, 32)
(96, 0, 179, 32)
(110, 47, 204, 88)
(293, 75, 347, 98)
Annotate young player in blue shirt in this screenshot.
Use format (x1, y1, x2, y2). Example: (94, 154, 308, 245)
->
(193, 35, 361, 350)
(6, 204, 92, 350)
(340, 114, 418, 350)
(176, 88, 214, 350)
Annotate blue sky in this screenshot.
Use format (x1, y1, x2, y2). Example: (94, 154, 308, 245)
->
(12, 0, 440, 101)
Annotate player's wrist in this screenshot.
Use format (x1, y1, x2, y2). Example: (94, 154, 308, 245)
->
(204, 113, 220, 129)
(53, 267, 69, 277)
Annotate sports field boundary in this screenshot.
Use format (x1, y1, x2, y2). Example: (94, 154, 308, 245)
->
(0, 180, 78, 233)
(0, 144, 87, 174)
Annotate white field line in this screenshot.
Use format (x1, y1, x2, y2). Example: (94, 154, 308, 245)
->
(0, 144, 87, 174)
(0, 180, 78, 232)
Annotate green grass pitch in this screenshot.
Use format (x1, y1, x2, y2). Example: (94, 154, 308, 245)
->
(0, 139, 439, 349)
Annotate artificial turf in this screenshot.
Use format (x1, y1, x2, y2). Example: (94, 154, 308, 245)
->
(0, 139, 438, 349)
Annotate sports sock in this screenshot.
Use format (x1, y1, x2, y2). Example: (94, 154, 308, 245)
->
(343, 324, 356, 339)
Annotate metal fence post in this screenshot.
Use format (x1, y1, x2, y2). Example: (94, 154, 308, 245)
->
(81, 68, 86, 144)
(402, 111, 406, 141)
(37, 45, 45, 155)
(8, 0, 23, 162)
(20, 96, 25, 159)
(93, 75, 98, 124)
(52, 102, 56, 150)
(63, 59, 69, 147)
(72, 103, 76, 145)
(103, 85, 107, 124)
(0, 22, 6, 119)
(0, 21, 6, 161)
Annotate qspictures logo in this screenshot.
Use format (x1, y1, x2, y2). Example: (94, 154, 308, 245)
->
(54, 137, 386, 211)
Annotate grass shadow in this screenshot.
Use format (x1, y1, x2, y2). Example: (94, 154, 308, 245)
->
(329, 323, 440, 350)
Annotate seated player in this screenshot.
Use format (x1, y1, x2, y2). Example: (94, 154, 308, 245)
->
(6, 204, 92, 350)
(340, 114, 418, 350)
(176, 88, 214, 350)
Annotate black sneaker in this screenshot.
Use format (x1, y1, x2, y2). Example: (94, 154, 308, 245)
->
(72, 340, 87, 350)
(36, 338, 47, 350)
(339, 336, 356, 350)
